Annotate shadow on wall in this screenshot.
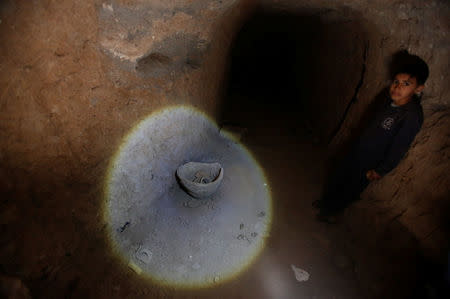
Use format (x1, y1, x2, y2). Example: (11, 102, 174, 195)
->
(218, 7, 369, 142)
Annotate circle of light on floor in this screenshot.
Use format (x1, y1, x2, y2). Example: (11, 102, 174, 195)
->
(104, 106, 272, 288)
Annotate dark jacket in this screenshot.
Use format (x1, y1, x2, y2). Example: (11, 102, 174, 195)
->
(355, 97, 423, 176)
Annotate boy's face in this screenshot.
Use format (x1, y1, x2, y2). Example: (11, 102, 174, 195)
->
(389, 73, 425, 106)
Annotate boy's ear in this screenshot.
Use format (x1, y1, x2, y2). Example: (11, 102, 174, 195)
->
(415, 84, 425, 94)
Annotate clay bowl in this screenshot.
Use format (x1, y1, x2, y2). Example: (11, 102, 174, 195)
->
(176, 162, 224, 199)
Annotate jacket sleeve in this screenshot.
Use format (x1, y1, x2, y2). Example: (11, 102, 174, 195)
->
(375, 113, 422, 176)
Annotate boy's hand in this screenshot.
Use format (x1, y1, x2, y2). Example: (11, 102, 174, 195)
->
(366, 170, 382, 181)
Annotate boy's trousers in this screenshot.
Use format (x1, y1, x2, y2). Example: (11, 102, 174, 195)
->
(320, 149, 374, 214)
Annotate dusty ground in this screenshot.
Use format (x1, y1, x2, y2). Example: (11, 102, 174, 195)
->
(0, 97, 420, 298)
(3, 94, 439, 298)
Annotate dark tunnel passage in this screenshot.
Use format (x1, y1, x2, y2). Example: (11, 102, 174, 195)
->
(215, 9, 449, 298)
(219, 9, 367, 144)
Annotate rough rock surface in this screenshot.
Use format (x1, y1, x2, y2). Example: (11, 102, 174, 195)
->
(362, 109, 450, 260)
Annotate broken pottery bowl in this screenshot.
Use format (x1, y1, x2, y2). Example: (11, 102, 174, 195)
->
(176, 162, 224, 199)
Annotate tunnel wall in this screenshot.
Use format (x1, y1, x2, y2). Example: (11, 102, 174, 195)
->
(258, 0, 450, 261)
(0, 0, 448, 283)
(0, 1, 257, 290)
(0, 0, 254, 187)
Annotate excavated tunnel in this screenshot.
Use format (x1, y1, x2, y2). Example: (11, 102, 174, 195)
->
(0, 1, 449, 299)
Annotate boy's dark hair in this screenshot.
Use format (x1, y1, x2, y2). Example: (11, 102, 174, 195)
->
(392, 51, 429, 85)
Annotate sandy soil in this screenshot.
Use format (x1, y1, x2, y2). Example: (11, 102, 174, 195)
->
(1, 97, 423, 299)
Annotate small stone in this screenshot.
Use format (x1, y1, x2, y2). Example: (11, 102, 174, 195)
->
(192, 263, 200, 270)
(128, 262, 142, 274)
(291, 265, 310, 282)
(135, 248, 152, 264)
(214, 276, 219, 283)
(102, 3, 113, 12)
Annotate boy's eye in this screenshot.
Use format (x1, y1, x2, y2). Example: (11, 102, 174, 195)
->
(392, 80, 410, 87)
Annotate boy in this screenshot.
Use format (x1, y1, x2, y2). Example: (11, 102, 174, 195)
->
(315, 54, 429, 222)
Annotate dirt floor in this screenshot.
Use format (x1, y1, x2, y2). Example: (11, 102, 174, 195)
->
(1, 94, 431, 299)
